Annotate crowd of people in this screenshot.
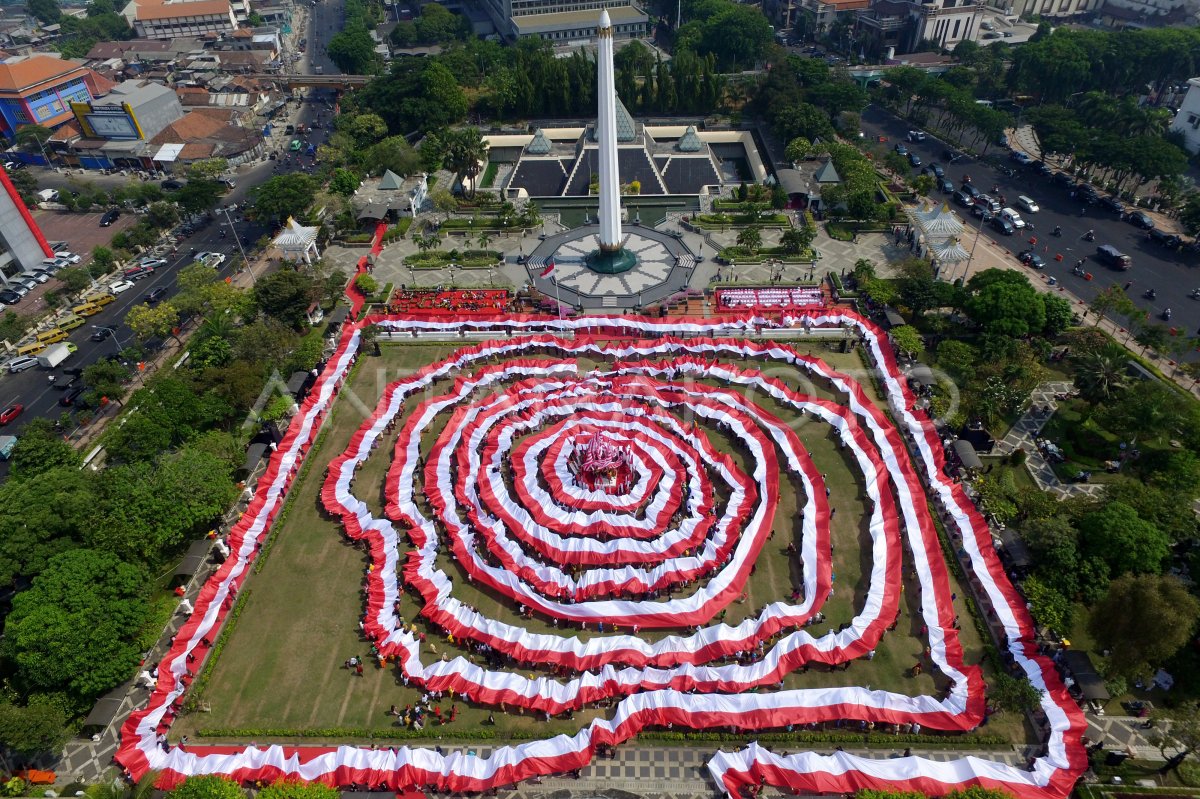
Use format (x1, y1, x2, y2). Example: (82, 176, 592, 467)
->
(388, 288, 512, 315)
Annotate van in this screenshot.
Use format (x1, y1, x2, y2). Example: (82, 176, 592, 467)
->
(6, 355, 39, 373)
(36, 328, 67, 345)
(1096, 244, 1132, 270)
(1016, 195, 1039, 214)
(71, 302, 104, 317)
(16, 341, 46, 357)
(1000, 208, 1026, 228)
(85, 292, 116, 307)
(57, 313, 85, 331)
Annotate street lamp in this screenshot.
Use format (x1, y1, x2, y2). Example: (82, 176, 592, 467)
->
(223, 206, 256, 284)
(92, 325, 126, 355)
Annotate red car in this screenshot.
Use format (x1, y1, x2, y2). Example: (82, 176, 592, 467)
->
(0, 403, 23, 425)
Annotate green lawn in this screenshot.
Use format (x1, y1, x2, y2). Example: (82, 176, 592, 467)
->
(176, 340, 1027, 746)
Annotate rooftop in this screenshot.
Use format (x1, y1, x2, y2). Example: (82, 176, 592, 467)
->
(512, 4, 647, 35)
(0, 53, 86, 92)
(94, 78, 175, 107)
(132, 0, 233, 22)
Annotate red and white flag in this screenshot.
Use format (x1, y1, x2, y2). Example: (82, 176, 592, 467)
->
(540, 259, 555, 278)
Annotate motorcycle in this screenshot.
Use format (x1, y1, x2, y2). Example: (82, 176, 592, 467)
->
(1162, 308, 1172, 321)
(1189, 289, 1200, 300)
(1072, 264, 1087, 277)
(1052, 226, 1062, 237)
(1083, 230, 1095, 241)
(1144, 288, 1157, 300)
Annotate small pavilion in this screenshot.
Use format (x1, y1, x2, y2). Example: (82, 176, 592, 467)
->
(273, 216, 321, 264)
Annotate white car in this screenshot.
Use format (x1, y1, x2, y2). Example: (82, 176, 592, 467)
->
(109, 280, 136, 294)
(138, 258, 168, 269)
(54, 251, 82, 264)
(22, 271, 50, 284)
(195, 251, 227, 267)
(1016, 195, 1039, 214)
(1000, 208, 1026, 229)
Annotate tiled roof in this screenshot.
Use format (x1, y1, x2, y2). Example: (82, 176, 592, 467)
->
(0, 54, 85, 92)
(134, 0, 232, 21)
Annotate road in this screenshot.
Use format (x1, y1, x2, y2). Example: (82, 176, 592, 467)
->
(859, 105, 1200, 337)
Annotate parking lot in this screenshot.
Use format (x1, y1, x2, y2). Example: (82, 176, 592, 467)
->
(32, 208, 139, 261)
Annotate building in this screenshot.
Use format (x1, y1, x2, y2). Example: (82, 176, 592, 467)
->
(1170, 77, 1200, 155)
(857, 0, 985, 54)
(0, 54, 108, 140)
(478, 0, 647, 43)
(792, 0, 869, 36)
(123, 0, 239, 40)
(0, 166, 52, 283)
(1008, 0, 1099, 18)
(72, 79, 184, 141)
(1095, 0, 1194, 25)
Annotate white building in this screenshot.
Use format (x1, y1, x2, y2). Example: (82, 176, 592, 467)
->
(477, 0, 647, 42)
(123, 0, 240, 39)
(1170, 77, 1200, 155)
(859, 0, 984, 53)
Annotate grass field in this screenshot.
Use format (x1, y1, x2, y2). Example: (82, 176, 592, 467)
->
(175, 340, 1026, 747)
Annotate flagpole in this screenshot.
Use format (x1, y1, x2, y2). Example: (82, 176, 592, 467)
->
(554, 274, 563, 319)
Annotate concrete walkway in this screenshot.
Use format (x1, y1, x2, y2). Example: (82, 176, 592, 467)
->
(994, 380, 1105, 499)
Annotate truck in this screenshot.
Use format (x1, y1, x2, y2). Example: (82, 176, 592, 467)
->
(0, 435, 16, 460)
(37, 188, 60, 203)
(37, 342, 72, 368)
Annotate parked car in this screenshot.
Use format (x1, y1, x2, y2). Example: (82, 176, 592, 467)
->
(123, 265, 155, 280)
(162, 179, 185, 190)
(1052, 171, 1075, 187)
(108, 280, 135, 294)
(1148, 227, 1182, 248)
(929, 163, 945, 178)
(100, 209, 120, 226)
(0, 404, 23, 425)
(906, 130, 926, 142)
(894, 143, 908, 156)
(137, 258, 168, 269)
(1124, 210, 1155, 229)
(1033, 161, 1054, 177)
(6, 356, 38, 373)
(1075, 185, 1100, 204)
(1098, 196, 1125, 214)
(0, 289, 20, 305)
(23, 271, 49, 284)
(907, 152, 921, 167)
(939, 178, 955, 193)
(1009, 151, 1035, 165)
(53, 251, 81, 264)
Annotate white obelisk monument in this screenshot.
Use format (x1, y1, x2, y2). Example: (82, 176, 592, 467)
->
(596, 8, 622, 254)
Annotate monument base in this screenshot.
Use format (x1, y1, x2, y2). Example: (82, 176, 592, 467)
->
(585, 248, 638, 275)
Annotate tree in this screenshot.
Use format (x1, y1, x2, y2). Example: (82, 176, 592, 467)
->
(1078, 501, 1169, 577)
(1071, 347, 1129, 405)
(253, 270, 316, 330)
(736, 225, 763, 253)
(57, 267, 92, 293)
(963, 270, 1045, 338)
(146, 200, 179, 229)
(0, 549, 150, 704)
(936, 340, 978, 382)
(1090, 574, 1200, 679)
(256, 782, 339, 799)
(785, 136, 811, 164)
(1098, 380, 1189, 448)
(88, 447, 238, 561)
(169, 776, 246, 799)
(989, 672, 1043, 713)
(186, 158, 229, 180)
(250, 173, 317, 223)
(911, 174, 935, 197)
(360, 323, 382, 356)
(0, 467, 97, 588)
(431, 187, 457, 221)
(83, 359, 132, 406)
(327, 24, 379, 75)
(364, 137, 422, 177)
(9, 418, 81, 480)
(1042, 294, 1073, 337)
(890, 325, 923, 357)
(173, 179, 224, 214)
(27, 0, 61, 23)
(1021, 574, 1074, 634)
(14, 125, 54, 154)
(0, 702, 68, 758)
(125, 302, 179, 342)
(329, 168, 361, 196)
(441, 127, 488, 197)
(355, 273, 378, 296)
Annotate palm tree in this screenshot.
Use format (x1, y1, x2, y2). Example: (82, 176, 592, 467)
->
(360, 323, 382, 356)
(736, 225, 763, 254)
(476, 231, 492, 253)
(442, 127, 488, 198)
(1071, 348, 1129, 406)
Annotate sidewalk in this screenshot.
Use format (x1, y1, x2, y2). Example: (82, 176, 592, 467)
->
(994, 380, 1104, 499)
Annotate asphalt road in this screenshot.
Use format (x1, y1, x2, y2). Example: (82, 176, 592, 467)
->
(860, 105, 1200, 336)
